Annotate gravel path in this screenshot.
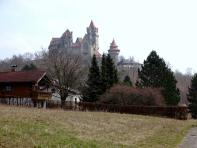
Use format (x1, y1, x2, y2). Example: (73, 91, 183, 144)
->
(179, 127, 197, 148)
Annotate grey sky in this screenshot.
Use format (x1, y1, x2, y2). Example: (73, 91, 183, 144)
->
(0, 0, 196, 73)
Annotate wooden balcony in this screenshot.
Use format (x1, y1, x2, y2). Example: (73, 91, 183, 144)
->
(32, 91, 52, 100)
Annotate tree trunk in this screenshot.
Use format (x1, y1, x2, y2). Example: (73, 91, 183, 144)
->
(60, 91, 68, 109)
(61, 99, 65, 109)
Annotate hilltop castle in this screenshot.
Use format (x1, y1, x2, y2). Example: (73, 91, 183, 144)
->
(48, 21, 120, 65)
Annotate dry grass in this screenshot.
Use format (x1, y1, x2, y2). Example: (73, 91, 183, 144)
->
(0, 105, 197, 148)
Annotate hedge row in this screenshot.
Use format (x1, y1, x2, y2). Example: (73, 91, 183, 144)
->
(78, 102, 188, 120)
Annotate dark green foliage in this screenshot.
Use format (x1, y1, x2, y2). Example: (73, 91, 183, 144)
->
(137, 50, 180, 105)
(100, 54, 107, 93)
(187, 73, 197, 118)
(83, 54, 119, 102)
(82, 55, 102, 102)
(21, 63, 37, 71)
(137, 51, 166, 87)
(162, 70, 180, 105)
(123, 75, 133, 86)
(105, 54, 118, 89)
(100, 54, 118, 92)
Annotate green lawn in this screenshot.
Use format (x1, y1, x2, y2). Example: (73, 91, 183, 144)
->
(0, 105, 196, 148)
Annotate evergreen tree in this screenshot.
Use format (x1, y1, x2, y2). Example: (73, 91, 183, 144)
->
(82, 55, 102, 102)
(123, 75, 133, 86)
(101, 54, 107, 93)
(137, 51, 166, 87)
(22, 63, 37, 71)
(187, 73, 197, 118)
(162, 69, 180, 105)
(105, 54, 118, 89)
(114, 68, 119, 84)
(137, 50, 180, 105)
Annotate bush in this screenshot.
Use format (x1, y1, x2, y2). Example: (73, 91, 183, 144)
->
(99, 85, 165, 106)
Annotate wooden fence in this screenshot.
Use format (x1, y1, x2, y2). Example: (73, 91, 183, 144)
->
(0, 98, 188, 120)
(46, 101, 188, 120)
(77, 102, 188, 120)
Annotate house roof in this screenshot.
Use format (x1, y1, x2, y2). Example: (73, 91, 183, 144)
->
(0, 70, 46, 83)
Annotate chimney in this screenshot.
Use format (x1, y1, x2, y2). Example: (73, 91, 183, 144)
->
(11, 65, 17, 72)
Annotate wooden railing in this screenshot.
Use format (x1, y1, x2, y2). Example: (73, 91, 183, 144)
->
(32, 91, 52, 100)
(77, 102, 188, 120)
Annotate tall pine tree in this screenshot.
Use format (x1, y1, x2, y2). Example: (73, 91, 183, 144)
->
(137, 51, 166, 87)
(82, 55, 102, 102)
(105, 54, 118, 89)
(137, 50, 180, 105)
(162, 69, 180, 105)
(187, 73, 197, 118)
(101, 54, 108, 93)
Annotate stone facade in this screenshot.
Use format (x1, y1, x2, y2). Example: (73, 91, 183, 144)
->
(48, 21, 141, 70)
(48, 20, 142, 85)
(48, 21, 101, 65)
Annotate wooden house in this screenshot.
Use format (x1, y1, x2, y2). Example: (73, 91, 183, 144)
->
(0, 70, 52, 107)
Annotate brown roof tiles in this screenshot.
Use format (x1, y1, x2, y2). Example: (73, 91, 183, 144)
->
(0, 70, 46, 83)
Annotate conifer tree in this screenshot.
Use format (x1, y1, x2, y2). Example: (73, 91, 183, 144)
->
(106, 54, 118, 89)
(123, 75, 133, 86)
(114, 68, 119, 84)
(101, 54, 107, 93)
(137, 51, 166, 87)
(22, 63, 37, 71)
(162, 69, 180, 105)
(187, 73, 197, 118)
(137, 50, 180, 105)
(82, 55, 102, 102)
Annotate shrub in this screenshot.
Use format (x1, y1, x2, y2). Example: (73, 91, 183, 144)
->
(99, 85, 165, 106)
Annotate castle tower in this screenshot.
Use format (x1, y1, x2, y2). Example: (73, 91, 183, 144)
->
(86, 20, 99, 51)
(48, 21, 101, 66)
(61, 29, 73, 48)
(108, 39, 120, 65)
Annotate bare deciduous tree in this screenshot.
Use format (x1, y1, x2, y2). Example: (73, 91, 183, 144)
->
(45, 49, 85, 107)
(175, 70, 192, 104)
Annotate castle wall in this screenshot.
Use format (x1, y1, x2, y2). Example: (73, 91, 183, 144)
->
(48, 21, 100, 66)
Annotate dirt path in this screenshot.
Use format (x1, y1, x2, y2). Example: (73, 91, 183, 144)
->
(179, 127, 197, 148)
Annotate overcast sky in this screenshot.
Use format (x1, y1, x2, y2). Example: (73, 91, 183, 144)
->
(0, 0, 197, 73)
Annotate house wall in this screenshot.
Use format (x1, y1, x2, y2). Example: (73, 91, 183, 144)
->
(51, 92, 80, 102)
(0, 83, 33, 98)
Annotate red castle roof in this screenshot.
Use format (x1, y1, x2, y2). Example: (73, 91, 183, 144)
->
(110, 39, 118, 48)
(109, 39, 120, 52)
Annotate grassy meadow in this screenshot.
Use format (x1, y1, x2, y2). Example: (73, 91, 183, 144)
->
(0, 105, 196, 148)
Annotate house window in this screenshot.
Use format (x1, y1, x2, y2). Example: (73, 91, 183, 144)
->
(5, 86, 12, 92)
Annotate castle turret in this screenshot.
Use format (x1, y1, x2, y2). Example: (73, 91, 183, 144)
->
(61, 29, 73, 48)
(108, 39, 120, 65)
(48, 21, 101, 66)
(86, 20, 99, 50)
